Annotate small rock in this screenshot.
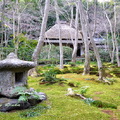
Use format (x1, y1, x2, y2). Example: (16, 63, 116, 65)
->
(0, 91, 47, 112)
(0, 98, 30, 112)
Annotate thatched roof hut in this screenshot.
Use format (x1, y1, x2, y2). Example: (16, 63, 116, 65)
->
(44, 23, 84, 56)
(44, 23, 105, 56)
(45, 24, 83, 43)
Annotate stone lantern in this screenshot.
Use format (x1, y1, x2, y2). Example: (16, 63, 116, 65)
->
(0, 52, 35, 97)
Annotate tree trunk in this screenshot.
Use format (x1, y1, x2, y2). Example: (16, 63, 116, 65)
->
(87, 1, 104, 80)
(13, 10, 16, 39)
(0, 0, 5, 60)
(32, 0, 50, 64)
(104, 7, 115, 63)
(1, 0, 5, 46)
(70, 4, 75, 46)
(78, 0, 104, 80)
(70, 4, 74, 28)
(54, 0, 63, 69)
(103, 23, 112, 60)
(88, 26, 104, 80)
(113, 1, 120, 67)
(78, 0, 90, 75)
(92, 0, 97, 36)
(88, 1, 104, 80)
(48, 40, 51, 59)
(72, 3, 79, 63)
(14, 0, 19, 55)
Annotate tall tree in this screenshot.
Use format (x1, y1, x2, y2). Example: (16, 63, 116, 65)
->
(54, 0, 64, 69)
(72, 2, 79, 62)
(0, 0, 5, 60)
(92, 0, 97, 36)
(32, 0, 50, 64)
(78, 0, 104, 80)
(103, 3, 115, 63)
(113, 0, 120, 67)
(78, 0, 90, 75)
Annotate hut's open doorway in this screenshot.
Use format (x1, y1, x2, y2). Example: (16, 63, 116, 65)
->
(77, 48, 81, 57)
(76, 45, 84, 57)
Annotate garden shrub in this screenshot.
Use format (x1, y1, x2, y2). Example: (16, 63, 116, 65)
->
(1, 35, 37, 61)
(90, 50, 111, 62)
(99, 50, 111, 62)
(1, 47, 15, 60)
(16, 35, 37, 61)
(39, 45, 72, 61)
(63, 46, 72, 59)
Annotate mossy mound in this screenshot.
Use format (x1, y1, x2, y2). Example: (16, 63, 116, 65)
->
(91, 100, 117, 109)
(110, 68, 120, 77)
(70, 67, 83, 74)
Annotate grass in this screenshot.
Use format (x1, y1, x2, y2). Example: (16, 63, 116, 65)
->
(0, 63, 120, 120)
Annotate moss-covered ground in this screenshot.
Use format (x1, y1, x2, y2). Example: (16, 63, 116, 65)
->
(0, 63, 120, 120)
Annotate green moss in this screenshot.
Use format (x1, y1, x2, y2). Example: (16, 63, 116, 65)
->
(1, 63, 120, 120)
(70, 67, 83, 74)
(90, 67, 98, 71)
(50, 67, 62, 74)
(90, 71, 98, 75)
(61, 68, 71, 74)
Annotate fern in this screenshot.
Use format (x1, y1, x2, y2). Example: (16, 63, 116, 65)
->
(12, 86, 27, 94)
(12, 86, 43, 102)
(19, 95, 28, 102)
(41, 69, 66, 84)
(75, 86, 89, 95)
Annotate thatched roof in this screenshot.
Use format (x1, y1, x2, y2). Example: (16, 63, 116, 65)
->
(0, 53, 35, 71)
(45, 24, 82, 39)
